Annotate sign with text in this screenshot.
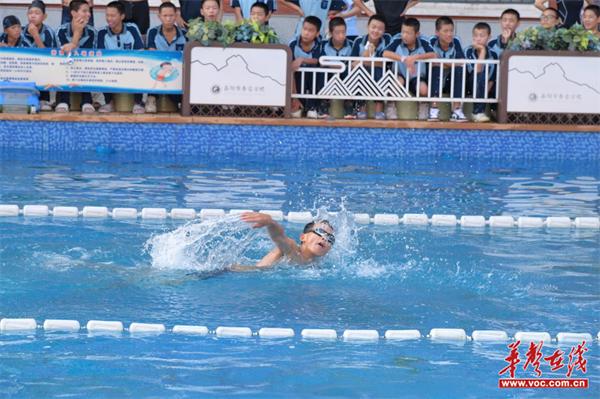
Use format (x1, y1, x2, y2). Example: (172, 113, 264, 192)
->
(505, 54, 600, 114)
(0, 48, 182, 94)
(186, 44, 290, 107)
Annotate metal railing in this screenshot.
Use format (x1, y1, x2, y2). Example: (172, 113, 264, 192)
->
(293, 56, 500, 103)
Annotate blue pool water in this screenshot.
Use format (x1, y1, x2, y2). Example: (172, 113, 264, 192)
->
(0, 149, 599, 398)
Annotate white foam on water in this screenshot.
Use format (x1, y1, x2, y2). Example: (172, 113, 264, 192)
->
(145, 214, 258, 272)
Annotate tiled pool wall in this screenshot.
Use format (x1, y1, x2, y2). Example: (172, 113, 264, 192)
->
(1, 120, 599, 160)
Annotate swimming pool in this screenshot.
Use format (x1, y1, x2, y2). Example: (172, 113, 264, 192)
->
(0, 130, 599, 398)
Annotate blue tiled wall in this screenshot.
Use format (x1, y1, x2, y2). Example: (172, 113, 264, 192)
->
(1, 120, 599, 160)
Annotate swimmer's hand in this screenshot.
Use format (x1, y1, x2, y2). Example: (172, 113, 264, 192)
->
(240, 211, 274, 228)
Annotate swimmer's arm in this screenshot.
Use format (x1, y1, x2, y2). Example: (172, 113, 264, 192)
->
(241, 212, 295, 256)
(228, 248, 283, 272)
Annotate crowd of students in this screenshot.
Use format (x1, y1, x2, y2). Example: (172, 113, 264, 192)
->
(0, 0, 599, 121)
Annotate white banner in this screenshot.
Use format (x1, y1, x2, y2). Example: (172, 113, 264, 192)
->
(188, 46, 288, 107)
(0, 48, 183, 94)
(507, 55, 600, 114)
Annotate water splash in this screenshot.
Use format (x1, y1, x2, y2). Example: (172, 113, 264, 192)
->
(145, 214, 259, 272)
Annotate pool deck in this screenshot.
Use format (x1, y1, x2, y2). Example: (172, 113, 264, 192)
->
(1, 112, 599, 133)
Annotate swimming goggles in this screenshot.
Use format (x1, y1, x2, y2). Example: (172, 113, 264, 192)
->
(310, 228, 335, 246)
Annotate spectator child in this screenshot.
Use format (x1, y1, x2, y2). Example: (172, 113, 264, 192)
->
(23, 1, 56, 112)
(281, 0, 332, 37)
(582, 4, 600, 38)
(147, 2, 186, 51)
(97, 0, 145, 114)
(201, 0, 222, 22)
(332, 0, 360, 41)
(232, 0, 276, 23)
(146, 1, 187, 113)
(540, 7, 561, 30)
(62, 0, 94, 27)
(428, 16, 467, 122)
(383, 17, 435, 97)
(0, 16, 25, 47)
(465, 22, 498, 123)
(289, 16, 322, 118)
(249, 2, 271, 26)
(488, 8, 520, 57)
(321, 17, 353, 118)
(55, 0, 97, 114)
(350, 14, 391, 119)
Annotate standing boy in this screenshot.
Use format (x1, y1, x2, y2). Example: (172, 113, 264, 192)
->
(289, 16, 322, 118)
(55, 0, 97, 114)
(146, 1, 186, 113)
(281, 0, 332, 37)
(350, 14, 391, 119)
(231, 0, 276, 23)
(465, 22, 498, 123)
(97, 0, 145, 114)
(23, 1, 56, 112)
(428, 16, 467, 122)
(488, 8, 520, 57)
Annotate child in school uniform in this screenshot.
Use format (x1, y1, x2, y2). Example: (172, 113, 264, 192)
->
(289, 16, 323, 118)
(231, 0, 276, 23)
(428, 16, 467, 122)
(22, 1, 57, 111)
(488, 8, 520, 58)
(464, 22, 498, 123)
(96, 0, 145, 114)
(0, 16, 25, 48)
(145, 1, 187, 112)
(55, 0, 97, 114)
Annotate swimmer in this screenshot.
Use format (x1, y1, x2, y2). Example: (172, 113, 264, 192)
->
(230, 212, 335, 271)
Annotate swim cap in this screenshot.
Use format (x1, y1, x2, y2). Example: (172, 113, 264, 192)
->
(29, 0, 47, 14)
(3, 15, 21, 30)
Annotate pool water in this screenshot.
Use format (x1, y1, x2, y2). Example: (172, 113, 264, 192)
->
(0, 150, 598, 398)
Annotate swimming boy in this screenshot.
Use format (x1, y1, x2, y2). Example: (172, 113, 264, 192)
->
(465, 22, 498, 123)
(428, 16, 467, 122)
(231, 212, 335, 270)
(97, 0, 145, 114)
(488, 8, 520, 57)
(55, 0, 97, 114)
(232, 0, 276, 23)
(0, 16, 24, 48)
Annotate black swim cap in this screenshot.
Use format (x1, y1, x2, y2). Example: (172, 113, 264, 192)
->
(29, 0, 47, 14)
(3, 15, 21, 30)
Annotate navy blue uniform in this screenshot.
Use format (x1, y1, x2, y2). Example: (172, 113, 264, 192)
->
(97, 23, 144, 102)
(557, 0, 584, 28)
(351, 34, 391, 82)
(146, 25, 186, 51)
(289, 35, 322, 109)
(22, 24, 56, 48)
(0, 33, 26, 47)
(428, 36, 465, 99)
(55, 23, 97, 107)
(464, 44, 498, 114)
(384, 36, 434, 94)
